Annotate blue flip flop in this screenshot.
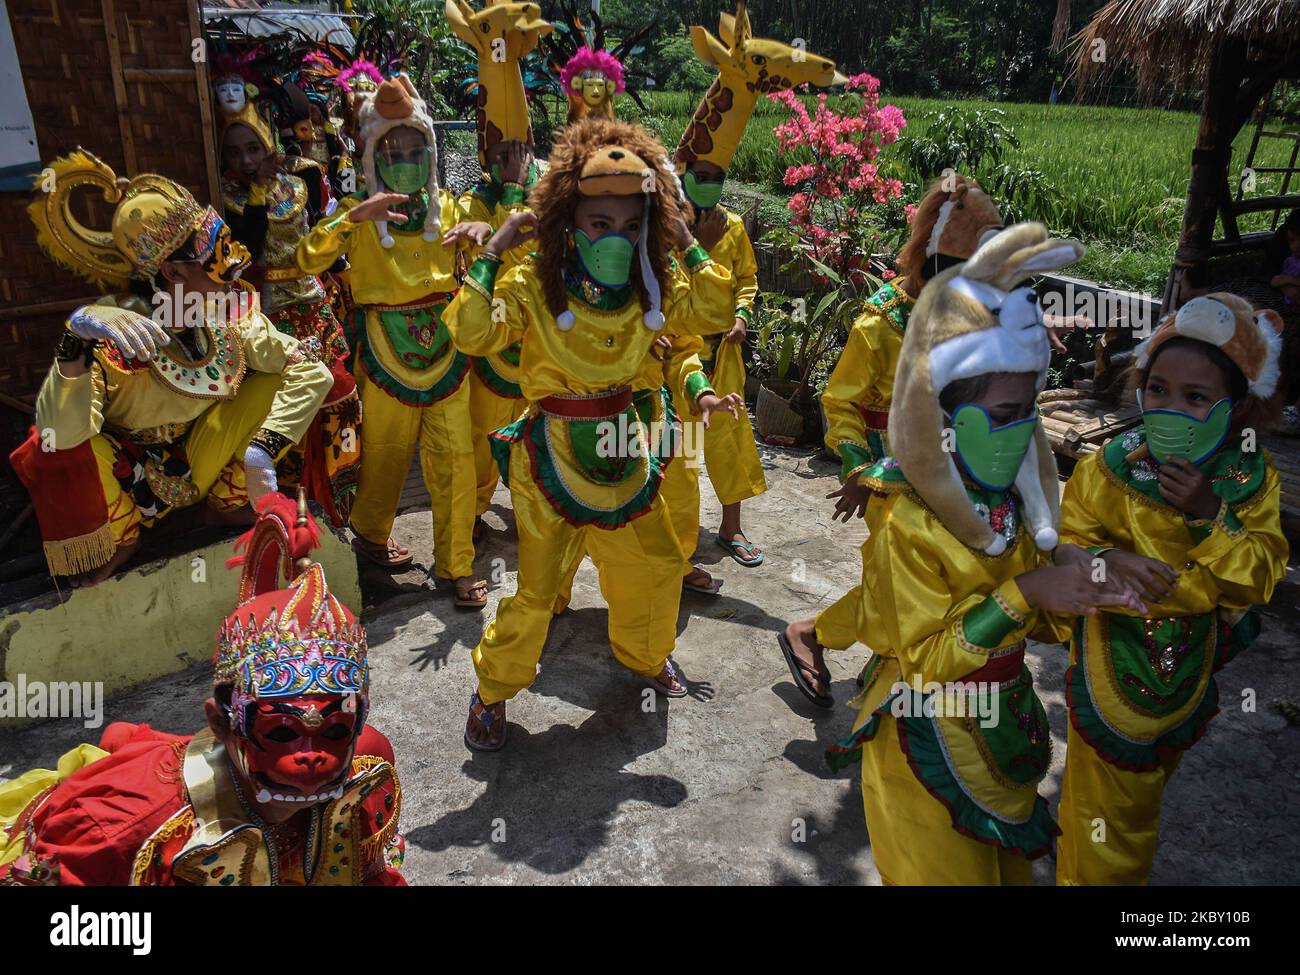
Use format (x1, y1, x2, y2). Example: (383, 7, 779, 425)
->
(716, 533, 764, 567)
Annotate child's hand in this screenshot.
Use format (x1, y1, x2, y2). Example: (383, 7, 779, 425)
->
(698, 391, 742, 429)
(694, 209, 728, 252)
(1051, 543, 1094, 569)
(442, 221, 493, 248)
(1016, 562, 1146, 617)
(1102, 550, 1178, 603)
(485, 210, 538, 257)
(1157, 457, 1220, 520)
(347, 192, 410, 224)
(827, 473, 872, 522)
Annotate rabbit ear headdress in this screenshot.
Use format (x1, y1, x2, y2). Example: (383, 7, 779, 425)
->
(888, 222, 1084, 555)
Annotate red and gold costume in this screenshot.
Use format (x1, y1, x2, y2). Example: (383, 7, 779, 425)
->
(0, 495, 404, 886)
(219, 99, 361, 527)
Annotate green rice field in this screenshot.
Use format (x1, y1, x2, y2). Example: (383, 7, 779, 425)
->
(603, 91, 1298, 295)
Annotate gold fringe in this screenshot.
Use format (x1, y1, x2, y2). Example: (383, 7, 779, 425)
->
(42, 522, 117, 577)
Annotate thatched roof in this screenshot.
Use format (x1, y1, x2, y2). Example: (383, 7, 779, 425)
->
(1071, 0, 1300, 94)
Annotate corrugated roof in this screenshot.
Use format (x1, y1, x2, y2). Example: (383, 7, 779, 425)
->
(202, 3, 357, 43)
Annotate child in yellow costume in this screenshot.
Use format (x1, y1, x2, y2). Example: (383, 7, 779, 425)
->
(789, 225, 1142, 884)
(12, 151, 334, 587)
(1053, 293, 1288, 885)
(780, 178, 1003, 712)
(448, 0, 553, 530)
(443, 118, 735, 750)
(674, 2, 845, 566)
(298, 75, 492, 607)
(553, 330, 744, 607)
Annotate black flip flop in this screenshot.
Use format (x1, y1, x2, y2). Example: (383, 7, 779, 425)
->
(778, 630, 835, 709)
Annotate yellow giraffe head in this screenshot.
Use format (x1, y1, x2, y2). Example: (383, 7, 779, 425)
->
(446, 0, 553, 163)
(675, 1, 845, 174)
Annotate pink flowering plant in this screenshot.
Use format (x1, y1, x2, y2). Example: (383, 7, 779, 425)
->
(757, 73, 908, 406)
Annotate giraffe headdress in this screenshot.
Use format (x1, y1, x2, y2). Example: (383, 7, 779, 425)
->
(446, 0, 552, 166)
(674, 1, 845, 176)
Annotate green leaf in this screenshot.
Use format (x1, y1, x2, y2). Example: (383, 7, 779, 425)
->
(777, 332, 794, 379)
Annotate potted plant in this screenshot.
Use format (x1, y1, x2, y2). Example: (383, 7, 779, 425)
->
(752, 73, 908, 444)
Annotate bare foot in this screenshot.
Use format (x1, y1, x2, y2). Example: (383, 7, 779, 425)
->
(68, 539, 142, 588)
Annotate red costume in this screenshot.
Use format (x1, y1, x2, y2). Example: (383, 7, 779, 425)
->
(0, 495, 405, 886)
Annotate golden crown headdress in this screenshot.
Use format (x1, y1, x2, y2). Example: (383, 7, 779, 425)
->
(28, 149, 213, 288)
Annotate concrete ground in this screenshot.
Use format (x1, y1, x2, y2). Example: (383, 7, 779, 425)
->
(3, 442, 1298, 885)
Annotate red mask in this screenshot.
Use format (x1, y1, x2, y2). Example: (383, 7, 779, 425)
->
(232, 694, 361, 804)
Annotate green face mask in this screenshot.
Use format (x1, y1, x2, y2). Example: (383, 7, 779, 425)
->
(683, 171, 724, 210)
(377, 156, 429, 195)
(1141, 396, 1233, 466)
(574, 229, 635, 288)
(950, 404, 1038, 491)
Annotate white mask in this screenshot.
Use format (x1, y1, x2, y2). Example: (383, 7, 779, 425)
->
(214, 79, 246, 114)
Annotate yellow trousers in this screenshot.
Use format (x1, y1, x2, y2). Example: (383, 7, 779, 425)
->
(475, 437, 686, 705)
(467, 368, 524, 516)
(703, 340, 766, 507)
(350, 372, 477, 580)
(861, 716, 1033, 885)
(92, 371, 284, 547)
(1056, 723, 1183, 885)
(815, 584, 866, 650)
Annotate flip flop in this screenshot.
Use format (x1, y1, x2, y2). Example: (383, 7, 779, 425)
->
(455, 578, 489, 610)
(682, 567, 724, 595)
(716, 533, 764, 567)
(464, 693, 507, 752)
(352, 536, 414, 569)
(778, 630, 834, 709)
(644, 659, 689, 698)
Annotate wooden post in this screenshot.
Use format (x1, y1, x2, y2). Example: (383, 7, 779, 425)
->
(100, 0, 137, 174)
(187, 0, 221, 207)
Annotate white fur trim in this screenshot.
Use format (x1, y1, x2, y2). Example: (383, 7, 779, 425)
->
(1174, 296, 1236, 347)
(928, 316, 1051, 395)
(926, 199, 956, 258)
(1251, 311, 1283, 399)
(638, 193, 662, 329)
(947, 276, 1004, 310)
(1014, 436, 1058, 551)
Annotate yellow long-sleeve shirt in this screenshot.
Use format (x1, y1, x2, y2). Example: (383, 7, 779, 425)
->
(1056, 431, 1286, 763)
(444, 245, 733, 403)
(296, 191, 468, 304)
(699, 209, 758, 370)
(830, 460, 1061, 856)
(35, 295, 332, 450)
(821, 279, 916, 481)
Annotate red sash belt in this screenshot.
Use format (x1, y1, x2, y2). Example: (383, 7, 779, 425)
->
(539, 386, 633, 420)
(370, 292, 454, 312)
(961, 643, 1026, 686)
(857, 404, 890, 431)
